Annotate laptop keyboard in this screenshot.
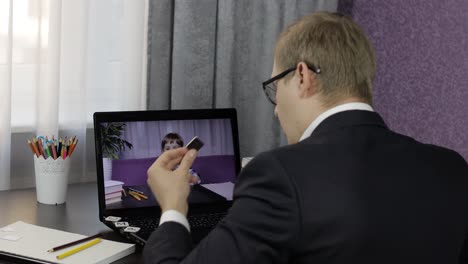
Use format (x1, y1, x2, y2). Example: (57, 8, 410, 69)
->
(119, 212, 226, 244)
(127, 212, 226, 230)
(187, 212, 226, 228)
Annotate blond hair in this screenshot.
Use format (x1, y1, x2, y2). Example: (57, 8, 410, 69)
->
(275, 12, 376, 106)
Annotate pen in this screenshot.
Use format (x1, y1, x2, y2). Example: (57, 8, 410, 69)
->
(47, 233, 102, 252)
(56, 238, 102, 259)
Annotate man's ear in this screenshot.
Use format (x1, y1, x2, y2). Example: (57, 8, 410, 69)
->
(296, 62, 317, 98)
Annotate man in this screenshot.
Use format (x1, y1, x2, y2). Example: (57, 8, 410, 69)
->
(144, 12, 468, 263)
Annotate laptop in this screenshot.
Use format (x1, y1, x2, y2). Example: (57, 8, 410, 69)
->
(93, 108, 241, 246)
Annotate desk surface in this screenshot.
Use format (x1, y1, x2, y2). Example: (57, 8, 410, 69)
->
(0, 182, 142, 264)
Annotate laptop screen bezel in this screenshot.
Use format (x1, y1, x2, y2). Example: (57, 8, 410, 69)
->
(93, 108, 241, 220)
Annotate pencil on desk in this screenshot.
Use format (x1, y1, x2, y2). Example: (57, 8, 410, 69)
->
(56, 238, 102, 259)
(127, 187, 144, 195)
(47, 233, 102, 252)
(129, 192, 141, 201)
(136, 192, 148, 200)
(129, 190, 148, 200)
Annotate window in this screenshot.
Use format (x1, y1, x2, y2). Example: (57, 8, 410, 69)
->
(1, 0, 148, 132)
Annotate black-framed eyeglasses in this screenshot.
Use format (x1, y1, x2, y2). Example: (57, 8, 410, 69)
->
(262, 64, 321, 105)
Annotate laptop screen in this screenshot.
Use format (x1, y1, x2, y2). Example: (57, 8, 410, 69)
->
(93, 109, 240, 214)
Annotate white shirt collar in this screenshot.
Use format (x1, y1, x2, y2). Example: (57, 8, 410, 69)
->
(299, 102, 374, 141)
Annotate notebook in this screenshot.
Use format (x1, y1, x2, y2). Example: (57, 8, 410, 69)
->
(0, 221, 135, 264)
(93, 109, 241, 245)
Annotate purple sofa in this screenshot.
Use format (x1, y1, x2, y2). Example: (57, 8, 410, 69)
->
(111, 155, 236, 186)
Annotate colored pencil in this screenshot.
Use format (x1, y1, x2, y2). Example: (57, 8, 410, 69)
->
(68, 138, 78, 157)
(129, 192, 141, 201)
(28, 140, 40, 157)
(45, 143, 52, 158)
(47, 233, 102, 252)
(57, 139, 62, 156)
(130, 191, 148, 200)
(127, 187, 144, 195)
(56, 238, 102, 259)
(28, 135, 77, 160)
(38, 139, 47, 159)
(51, 141, 58, 160)
(62, 143, 67, 160)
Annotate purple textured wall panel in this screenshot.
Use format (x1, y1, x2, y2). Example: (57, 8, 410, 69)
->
(111, 155, 236, 186)
(339, 0, 468, 160)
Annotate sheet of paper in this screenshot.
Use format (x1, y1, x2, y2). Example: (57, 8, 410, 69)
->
(0, 227, 15, 232)
(0, 235, 22, 241)
(0, 221, 135, 264)
(201, 182, 235, 200)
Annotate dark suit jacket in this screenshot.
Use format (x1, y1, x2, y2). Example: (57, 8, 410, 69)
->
(143, 110, 468, 264)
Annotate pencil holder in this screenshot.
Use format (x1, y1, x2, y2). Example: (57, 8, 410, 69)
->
(34, 155, 71, 205)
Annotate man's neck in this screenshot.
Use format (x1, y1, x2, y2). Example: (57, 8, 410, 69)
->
(297, 98, 373, 142)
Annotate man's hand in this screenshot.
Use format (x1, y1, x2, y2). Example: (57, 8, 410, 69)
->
(147, 148, 198, 216)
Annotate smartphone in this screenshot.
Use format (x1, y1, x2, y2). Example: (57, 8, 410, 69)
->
(185, 136, 204, 151)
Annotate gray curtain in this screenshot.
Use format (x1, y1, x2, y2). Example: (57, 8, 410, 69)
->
(147, 0, 338, 157)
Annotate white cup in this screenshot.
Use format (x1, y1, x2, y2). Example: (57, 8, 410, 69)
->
(33, 155, 71, 205)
